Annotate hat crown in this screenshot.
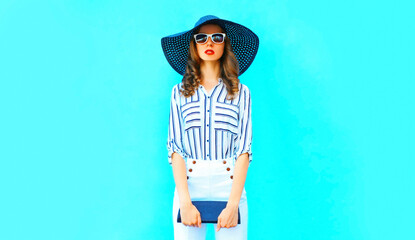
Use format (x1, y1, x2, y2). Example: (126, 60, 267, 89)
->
(194, 15, 220, 27)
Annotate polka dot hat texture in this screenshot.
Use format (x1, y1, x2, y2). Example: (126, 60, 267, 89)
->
(161, 15, 259, 76)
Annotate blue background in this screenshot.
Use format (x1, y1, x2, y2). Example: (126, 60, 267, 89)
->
(0, 0, 413, 239)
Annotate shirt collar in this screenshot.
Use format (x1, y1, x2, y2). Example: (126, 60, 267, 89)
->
(198, 78, 223, 90)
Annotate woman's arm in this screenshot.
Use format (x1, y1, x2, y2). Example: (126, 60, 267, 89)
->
(167, 85, 201, 227)
(228, 85, 253, 206)
(171, 152, 192, 205)
(217, 85, 252, 231)
(217, 152, 250, 232)
(227, 152, 250, 207)
(171, 153, 201, 227)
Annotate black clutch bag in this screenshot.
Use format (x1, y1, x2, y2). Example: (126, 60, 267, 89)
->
(177, 201, 240, 224)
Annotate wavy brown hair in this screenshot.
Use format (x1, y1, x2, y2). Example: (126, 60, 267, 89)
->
(178, 24, 241, 100)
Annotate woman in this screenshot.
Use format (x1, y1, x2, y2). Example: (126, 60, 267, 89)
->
(161, 15, 259, 240)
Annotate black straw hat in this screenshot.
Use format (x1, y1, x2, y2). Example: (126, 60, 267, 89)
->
(161, 15, 259, 76)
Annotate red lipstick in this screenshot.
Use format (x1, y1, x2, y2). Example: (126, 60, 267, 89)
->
(205, 49, 215, 55)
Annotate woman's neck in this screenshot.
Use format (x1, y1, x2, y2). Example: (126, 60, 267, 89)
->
(200, 60, 220, 84)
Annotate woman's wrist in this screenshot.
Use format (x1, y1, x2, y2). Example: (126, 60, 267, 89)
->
(226, 200, 240, 209)
(179, 197, 193, 207)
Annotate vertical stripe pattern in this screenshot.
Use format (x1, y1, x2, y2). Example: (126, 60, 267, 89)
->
(167, 78, 253, 165)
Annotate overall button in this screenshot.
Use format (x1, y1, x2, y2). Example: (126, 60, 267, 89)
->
(187, 176, 189, 179)
(230, 175, 233, 179)
(189, 168, 193, 172)
(223, 160, 227, 164)
(227, 167, 230, 171)
(192, 160, 196, 164)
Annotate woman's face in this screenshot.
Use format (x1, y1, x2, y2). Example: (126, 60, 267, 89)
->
(195, 24, 225, 62)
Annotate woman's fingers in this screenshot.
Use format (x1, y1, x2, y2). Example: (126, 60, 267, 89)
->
(216, 212, 237, 231)
(181, 204, 203, 227)
(194, 214, 198, 227)
(197, 214, 201, 228)
(190, 214, 196, 227)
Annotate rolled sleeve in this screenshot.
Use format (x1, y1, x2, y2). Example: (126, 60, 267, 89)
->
(166, 85, 187, 165)
(234, 85, 253, 163)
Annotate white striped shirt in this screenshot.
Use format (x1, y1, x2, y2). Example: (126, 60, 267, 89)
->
(167, 78, 252, 165)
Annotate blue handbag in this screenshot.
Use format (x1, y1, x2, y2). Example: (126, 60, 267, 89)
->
(177, 201, 240, 224)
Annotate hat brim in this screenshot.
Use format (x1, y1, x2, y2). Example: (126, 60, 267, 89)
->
(161, 17, 259, 77)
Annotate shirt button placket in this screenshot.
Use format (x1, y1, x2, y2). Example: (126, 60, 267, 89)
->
(206, 95, 210, 159)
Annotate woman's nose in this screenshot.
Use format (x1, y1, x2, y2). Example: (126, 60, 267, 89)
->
(206, 36, 214, 45)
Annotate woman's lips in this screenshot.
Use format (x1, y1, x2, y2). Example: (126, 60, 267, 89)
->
(205, 49, 215, 55)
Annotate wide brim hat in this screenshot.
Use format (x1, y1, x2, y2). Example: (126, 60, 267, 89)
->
(161, 15, 259, 76)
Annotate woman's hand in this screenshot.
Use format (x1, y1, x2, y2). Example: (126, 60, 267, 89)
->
(179, 202, 202, 228)
(216, 203, 239, 232)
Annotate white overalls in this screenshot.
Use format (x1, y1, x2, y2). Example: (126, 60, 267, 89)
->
(172, 156, 248, 240)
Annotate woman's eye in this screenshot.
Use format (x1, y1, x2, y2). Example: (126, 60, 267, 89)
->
(197, 35, 206, 40)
